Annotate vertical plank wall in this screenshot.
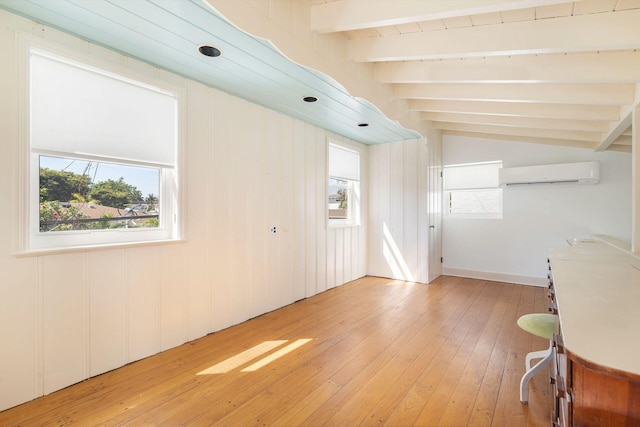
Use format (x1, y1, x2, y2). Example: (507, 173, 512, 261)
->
(427, 129, 444, 283)
(368, 138, 436, 284)
(0, 10, 368, 411)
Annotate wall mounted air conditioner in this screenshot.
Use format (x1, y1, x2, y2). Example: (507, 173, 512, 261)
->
(499, 161, 599, 187)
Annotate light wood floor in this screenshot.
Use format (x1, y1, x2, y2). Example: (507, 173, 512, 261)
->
(1, 275, 551, 426)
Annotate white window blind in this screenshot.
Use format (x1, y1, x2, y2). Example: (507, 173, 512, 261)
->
(443, 162, 501, 190)
(328, 144, 359, 181)
(30, 50, 177, 167)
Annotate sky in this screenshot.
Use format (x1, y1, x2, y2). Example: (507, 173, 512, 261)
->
(40, 155, 159, 198)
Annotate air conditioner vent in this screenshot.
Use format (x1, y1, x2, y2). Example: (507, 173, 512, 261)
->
(499, 161, 599, 187)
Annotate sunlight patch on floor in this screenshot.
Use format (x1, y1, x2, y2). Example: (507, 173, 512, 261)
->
(197, 339, 313, 375)
(197, 340, 286, 375)
(242, 339, 313, 372)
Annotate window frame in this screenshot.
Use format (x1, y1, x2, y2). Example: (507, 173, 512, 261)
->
(20, 38, 184, 254)
(443, 161, 503, 220)
(445, 188, 503, 219)
(327, 142, 360, 228)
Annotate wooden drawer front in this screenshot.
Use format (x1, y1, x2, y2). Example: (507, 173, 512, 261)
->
(572, 362, 640, 427)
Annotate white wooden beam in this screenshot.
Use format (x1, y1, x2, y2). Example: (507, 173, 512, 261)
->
(348, 9, 640, 61)
(596, 85, 640, 151)
(442, 130, 598, 150)
(431, 121, 603, 142)
(310, 0, 575, 33)
(595, 107, 633, 152)
(395, 83, 635, 105)
(421, 112, 611, 133)
(613, 135, 632, 146)
(607, 145, 632, 153)
(409, 100, 622, 121)
(375, 51, 640, 84)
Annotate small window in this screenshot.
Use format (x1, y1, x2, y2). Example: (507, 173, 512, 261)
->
(443, 161, 502, 219)
(27, 47, 180, 251)
(328, 143, 360, 226)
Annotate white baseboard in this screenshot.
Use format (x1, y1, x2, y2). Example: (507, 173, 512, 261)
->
(442, 267, 547, 287)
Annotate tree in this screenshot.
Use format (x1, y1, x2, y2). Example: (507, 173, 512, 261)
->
(144, 193, 158, 211)
(337, 188, 348, 209)
(88, 178, 142, 209)
(39, 168, 91, 202)
(39, 201, 89, 232)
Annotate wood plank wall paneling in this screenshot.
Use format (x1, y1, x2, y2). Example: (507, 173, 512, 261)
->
(633, 103, 640, 254)
(185, 80, 213, 341)
(0, 10, 370, 411)
(42, 253, 87, 394)
(428, 129, 444, 282)
(127, 246, 160, 363)
(368, 138, 433, 284)
(88, 249, 125, 377)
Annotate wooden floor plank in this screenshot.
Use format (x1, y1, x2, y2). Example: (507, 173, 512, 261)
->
(412, 281, 502, 426)
(437, 282, 512, 426)
(467, 284, 521, 427)
(383, 278, 491, 426)
(0, 276, 551, 427)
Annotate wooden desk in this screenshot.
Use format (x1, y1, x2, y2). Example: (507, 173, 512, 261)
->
(548, 237, 640, 426)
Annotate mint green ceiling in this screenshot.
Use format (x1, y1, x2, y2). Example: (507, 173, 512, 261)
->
(0, 0, 421, 145)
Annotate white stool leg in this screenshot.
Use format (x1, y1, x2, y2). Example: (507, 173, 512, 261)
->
(520, 341, 555, 403)
(525, 348, 551, 370)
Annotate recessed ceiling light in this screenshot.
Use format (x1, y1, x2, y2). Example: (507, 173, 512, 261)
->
(358, 123, 369, 127)
(303, 96, 318, 103)
(198, 44, 222, 57)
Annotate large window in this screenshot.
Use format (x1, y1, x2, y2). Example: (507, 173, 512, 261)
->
(27, 47, 180, 251)
(443, 161, 502, 219)
(328, 143, 360, 226)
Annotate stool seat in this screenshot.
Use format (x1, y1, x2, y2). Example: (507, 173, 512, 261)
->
(517, 313, 558, 403)
(517, 313, 558, 340)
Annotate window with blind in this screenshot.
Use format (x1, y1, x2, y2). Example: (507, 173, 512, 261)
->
(328, 143, 360, 226)
(28, 47, 181, 251)
(443, 161, 503, 219)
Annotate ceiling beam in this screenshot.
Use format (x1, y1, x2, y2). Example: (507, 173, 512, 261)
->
(409, 99, 622, 121)
(431, 121, 603, 142)
(421, 112, 611, 132)
(348, 9, 640, 62)
(375, 51, 640, 84)
(442, 130, 598, 150)
(607, 145, 632, 153)
(596, 85, 640, 152)
(395, 83, 635, 105)
(310, 0, 575, 33)
(613, 135, 632, 146)
(596, 107, 633, 152)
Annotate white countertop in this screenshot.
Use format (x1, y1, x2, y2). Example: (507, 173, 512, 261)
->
(548, 236, 640, 377)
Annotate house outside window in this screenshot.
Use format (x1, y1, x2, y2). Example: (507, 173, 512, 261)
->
(26, 47, 181, 251)
(328, 143, 360, 226)
(443, 161, 503, 219)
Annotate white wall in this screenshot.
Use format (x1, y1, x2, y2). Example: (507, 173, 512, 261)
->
(368, 136, 441, 284)
(442, 135, 632, 286)
(0, 10, 367, 411)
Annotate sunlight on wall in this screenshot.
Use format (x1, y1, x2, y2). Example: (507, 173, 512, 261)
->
(383, 222, 415, 282)
(197, 339, 313, 375)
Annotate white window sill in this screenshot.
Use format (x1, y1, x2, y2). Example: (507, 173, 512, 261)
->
(328, 221, 361, 229)
(15, 238, 186, 257)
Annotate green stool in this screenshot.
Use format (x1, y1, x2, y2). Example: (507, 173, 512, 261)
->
(517, 313, 558, 403)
